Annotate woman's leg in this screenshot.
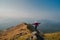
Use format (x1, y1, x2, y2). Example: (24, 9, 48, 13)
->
(35, 26, 37, 30)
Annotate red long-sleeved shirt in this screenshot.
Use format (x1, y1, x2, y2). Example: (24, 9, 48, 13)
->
(32, 23, 40, 26)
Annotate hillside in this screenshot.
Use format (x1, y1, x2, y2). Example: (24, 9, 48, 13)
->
(0, 23, 60, 40)
(16, 32, 60, 40)
(44, 32, 60, 40)
(0, 23, 43, 40)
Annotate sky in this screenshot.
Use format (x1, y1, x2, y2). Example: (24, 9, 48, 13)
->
(0, 0, 60, 22)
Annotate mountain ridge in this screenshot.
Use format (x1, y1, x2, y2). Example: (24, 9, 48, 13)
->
(0, 23, 38, 40)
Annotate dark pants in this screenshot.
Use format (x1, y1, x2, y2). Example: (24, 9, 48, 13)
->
(35, 26, 44, 40)
(35, 26, 37, 31)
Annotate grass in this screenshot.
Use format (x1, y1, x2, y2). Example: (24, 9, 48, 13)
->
(17, 34, 31, 40)
(44, 32, 60, 40)
(0, 31, 60, 40)
(16, 32, 60, 40)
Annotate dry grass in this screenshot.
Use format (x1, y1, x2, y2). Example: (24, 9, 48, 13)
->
(13, 32, 60, 40)
(17, 34, 31, 40)
(44, 32, 60, 40)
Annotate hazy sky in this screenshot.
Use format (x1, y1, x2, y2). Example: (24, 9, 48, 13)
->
(0, 0, 60, 22)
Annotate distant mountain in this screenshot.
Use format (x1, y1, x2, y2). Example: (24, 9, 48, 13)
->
(0, 18, 60, 33)
(0, 18, 35, 30)
(37, 20, 60, 33)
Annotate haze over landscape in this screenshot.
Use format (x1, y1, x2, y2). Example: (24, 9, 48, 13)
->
(0, 0, 60, 40)
(0, 0, 60, 33)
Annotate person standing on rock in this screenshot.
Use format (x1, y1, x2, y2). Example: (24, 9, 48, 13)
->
(32, 21, 44, 40)
(32, 21, 40, 30)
